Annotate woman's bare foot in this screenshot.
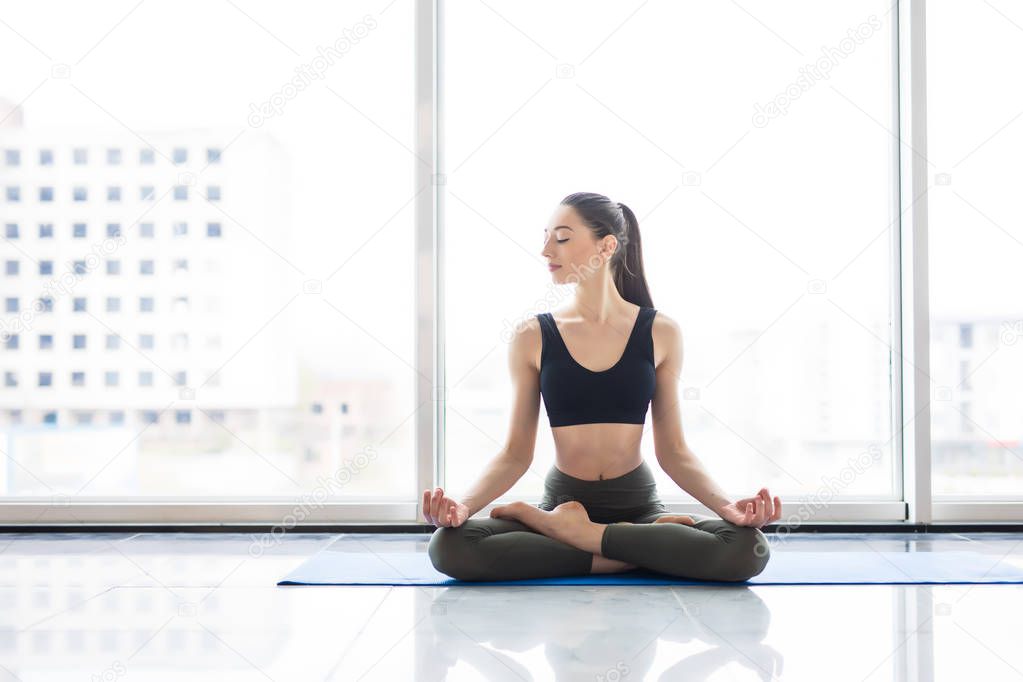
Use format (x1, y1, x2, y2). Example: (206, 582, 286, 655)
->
(591, 554, 637, 574)
(490, 500, 605, 555)
(653, 514, 697, 526)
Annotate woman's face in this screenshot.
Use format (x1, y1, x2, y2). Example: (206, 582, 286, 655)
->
(541, 205, 614, 284)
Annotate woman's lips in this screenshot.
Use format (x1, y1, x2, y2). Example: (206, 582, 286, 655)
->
(548, 264, 562, 271)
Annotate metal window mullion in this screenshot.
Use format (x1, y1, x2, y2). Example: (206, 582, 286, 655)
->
(414, 0, 440, 522)
(896, 0, 933, 523)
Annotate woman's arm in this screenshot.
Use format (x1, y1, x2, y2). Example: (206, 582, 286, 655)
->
(656, 449, 731, 515)
(649, 314, 780, 527)
(649, 315, 724, 496)
(457, 316, 542, 518)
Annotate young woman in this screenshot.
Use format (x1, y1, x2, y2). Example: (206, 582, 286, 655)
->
(424, 191, 782, 582)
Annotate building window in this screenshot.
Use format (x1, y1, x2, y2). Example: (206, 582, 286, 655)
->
(73, 261, 86, 275)
(42, 411, 57, 425)
(107, 186, 121, 202)
(139, 222, 154, 238)
(207, 222, 222, 237)
(107, 148, 122, 165)
(207, 148, 221, 163)
(106, 223, 121, 238)
(4, 297, 16, 313)
(73, 186, 87, 202)
(139, 333, 154, 349)
(39, 187, 54, 202)
(5, 261, 18, 276)
(139, 148, 155, 164)
(139, 297, 154, 312)
(39, 149, 53, 165)
(72, 334, 86, 349)
(73, 148, 88, 164)
(106, 297, 120, 313)
(4, 334, 18, 349)
(39, 223, 53, 238)
(71, 371, 85, 387)
(173, 221, 187, 236)
(139, 371, 154, 387)
(73, 297, 87, 312)
(206, 186, 221, 201)
(6, 187, 20, 202)
(40, 261, 53, 276)
(109, 410, 125, 425)
(172, 259, 188, 272)
(37, 297, 53, 312)
(73, 223, 87, 238)
(959, 323, 973, 349)
(104, 371, 119, 387)
(106, 260, 121, 275)
(140, 260, 154, 275)
(4, 223, 17, 239)
(140, 410, 158, 424)
(174, 370, 187, 386)
(176, 410, 191, 424)
(173, 147, 187, 164)
(3, 372, 16, 387)
(39, 334, 53, 350)
(105, 334, 120, 349)
(38, 371, 52, 387)
(140, 186, 155, 201)
(173, 185, 188, 201)
(4, 149, 19, 166)
(74, 411, 93, 425)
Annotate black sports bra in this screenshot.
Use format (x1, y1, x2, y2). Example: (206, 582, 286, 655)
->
(537, 307, 657, 427)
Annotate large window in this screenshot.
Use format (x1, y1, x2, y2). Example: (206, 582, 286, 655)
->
(0, 1, 1018, 523)
(927, 0, 1023, 497)
(443, 1, 899, 505)
(0, 1, 416, 499)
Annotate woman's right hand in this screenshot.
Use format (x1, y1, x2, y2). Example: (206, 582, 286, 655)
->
(422, 487, 470, 527)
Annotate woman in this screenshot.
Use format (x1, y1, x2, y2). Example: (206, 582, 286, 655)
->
(425, 192, 782, 582)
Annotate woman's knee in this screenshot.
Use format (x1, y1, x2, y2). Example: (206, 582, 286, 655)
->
(720, 525, 771, 581)
(427, 525, 480, 581)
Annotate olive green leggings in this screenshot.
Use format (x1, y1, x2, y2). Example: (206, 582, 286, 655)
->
(428, 460, 771, 582)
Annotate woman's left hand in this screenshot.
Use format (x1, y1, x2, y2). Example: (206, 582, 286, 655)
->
(719, 488, 781, 528)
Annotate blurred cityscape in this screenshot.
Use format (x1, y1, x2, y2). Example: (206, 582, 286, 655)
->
(0, 99, 411, 498)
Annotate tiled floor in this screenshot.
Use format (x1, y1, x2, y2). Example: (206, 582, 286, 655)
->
(1, 531, 1021, 681)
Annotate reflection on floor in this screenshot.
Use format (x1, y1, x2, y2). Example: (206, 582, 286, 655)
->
(0, 531, 1020, 681)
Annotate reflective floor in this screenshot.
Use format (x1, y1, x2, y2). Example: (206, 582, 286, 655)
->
(1, 531, 1021, 681)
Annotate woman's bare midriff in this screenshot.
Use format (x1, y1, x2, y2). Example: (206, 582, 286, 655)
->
(551, 422, 645, 481)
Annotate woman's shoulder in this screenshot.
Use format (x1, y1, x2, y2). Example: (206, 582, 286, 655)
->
(507, 314, 544, 371)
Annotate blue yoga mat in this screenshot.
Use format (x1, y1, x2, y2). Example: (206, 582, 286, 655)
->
(277, 534, 1023, 586)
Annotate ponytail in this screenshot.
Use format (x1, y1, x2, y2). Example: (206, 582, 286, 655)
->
(613, 202, 653, 308)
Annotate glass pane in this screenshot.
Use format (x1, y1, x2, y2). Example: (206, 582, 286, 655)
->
(0, 1, 416, 498)
(927, 1, 1023, 497)
(444, 1, 897, 506)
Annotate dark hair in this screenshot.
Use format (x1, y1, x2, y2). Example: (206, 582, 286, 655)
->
(559, 192, 653, 308)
